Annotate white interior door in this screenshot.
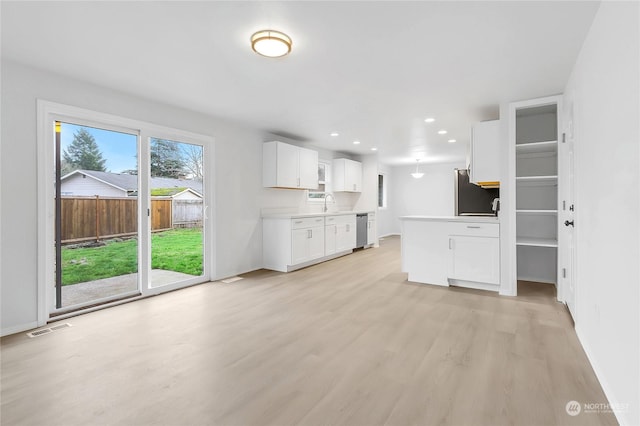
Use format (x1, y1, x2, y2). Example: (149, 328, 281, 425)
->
(561, 103, 576, 319)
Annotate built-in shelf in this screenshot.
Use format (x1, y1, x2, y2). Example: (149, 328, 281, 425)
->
(516, 237, 558, 248)
(515, 140, 558, 154)
(516, 209, 558, 215)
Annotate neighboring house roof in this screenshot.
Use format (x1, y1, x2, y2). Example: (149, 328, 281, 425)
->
(61, 170, 203, 196)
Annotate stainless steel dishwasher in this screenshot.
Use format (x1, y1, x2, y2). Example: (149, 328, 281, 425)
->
(356, 213, 368, 248)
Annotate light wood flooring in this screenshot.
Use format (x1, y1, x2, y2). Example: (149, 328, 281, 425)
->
(1, 236, 616, 425)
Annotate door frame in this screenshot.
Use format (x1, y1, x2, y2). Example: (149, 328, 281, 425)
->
(36, 100, 215, 325)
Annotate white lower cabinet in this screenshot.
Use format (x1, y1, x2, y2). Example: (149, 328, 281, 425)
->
(325, 223, 337, 256)
(448, 235, 500, 284)
(401, 218, 500, 290)
(291, 227, 324, 265)
(333, 215, 357, 253)
(263, 213, 360, 272)
(367, 213, 376, 245)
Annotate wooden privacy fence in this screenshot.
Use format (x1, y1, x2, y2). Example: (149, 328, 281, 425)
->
(60, 196, 174, 244)
(173, 199, 204, 228)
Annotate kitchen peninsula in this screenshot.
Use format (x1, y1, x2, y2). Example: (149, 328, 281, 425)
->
(400, 216, 500, 292)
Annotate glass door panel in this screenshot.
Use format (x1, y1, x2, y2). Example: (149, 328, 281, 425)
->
(149, 138, 204, 288)
(56, 122, 140, 309)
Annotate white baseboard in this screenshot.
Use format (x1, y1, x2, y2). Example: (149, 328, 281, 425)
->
(575, 325, 632, 426)
(378, 233, 400, 239)
(1, 321, 39, 337)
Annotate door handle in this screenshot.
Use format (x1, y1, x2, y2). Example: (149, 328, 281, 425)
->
(564, 220, 574, 227)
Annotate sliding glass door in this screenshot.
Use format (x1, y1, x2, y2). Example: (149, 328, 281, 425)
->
(148, 138, 205, 289)
(45, 105, 212, 316)
(55, 121, 140, 309)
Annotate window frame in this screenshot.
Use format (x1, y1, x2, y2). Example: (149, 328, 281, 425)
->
(307, 160, 334, 203)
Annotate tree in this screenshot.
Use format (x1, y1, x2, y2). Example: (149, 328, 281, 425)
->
(150, 138, 185, 178)
(62, 128, 107, 172)
(182, 144, 203, 181)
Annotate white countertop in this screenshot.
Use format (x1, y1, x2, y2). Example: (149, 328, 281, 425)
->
(400, 215, 499, 223)
(262, 210, 375, 219)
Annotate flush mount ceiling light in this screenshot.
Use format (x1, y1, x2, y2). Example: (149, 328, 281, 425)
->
(251, 30, 292, 58)
(448, 139, 457, 143)
(438, 129, 448, 135)
(424, 117, 435, 123)
(330, 132, 339, 137)
(411, 159, 424, 179)
(353, 140, 361, 145)
(371, 147, 378, 151)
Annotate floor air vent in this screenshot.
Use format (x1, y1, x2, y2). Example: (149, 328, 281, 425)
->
(27, 323, 72, 338)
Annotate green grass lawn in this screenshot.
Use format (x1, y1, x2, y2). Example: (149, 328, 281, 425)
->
(62, 228, 203, 285)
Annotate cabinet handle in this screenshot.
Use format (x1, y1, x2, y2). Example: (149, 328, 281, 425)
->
(368, 221, 370, 229)
(346, 224, 350, 232)
(316, 218, 322, 222)
(449, 238, 453, 250)
(295, 220, 303, 224)
(466, 226, 481, 229)
(308, 229, 312, 238)
(297, 177, 300, 187)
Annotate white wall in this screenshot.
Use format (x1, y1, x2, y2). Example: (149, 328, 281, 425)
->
(387, 161, 465, 234)
(0, 60, 268, 334)
(563, 2, 639, 425)
(377, 164, 395, 237)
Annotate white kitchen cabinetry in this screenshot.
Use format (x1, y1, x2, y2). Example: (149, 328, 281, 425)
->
(332, 214, 357, 252)
(263, 141, 319, 190)
(263, 216, 325, 272)
(449, 236, 500, 285)
(470, 120, 501, 186)
(332, 158, 362, 192)
(367, 212, 376, 246)
(263, 213, 363, 272)
(401, 217, 500, 291)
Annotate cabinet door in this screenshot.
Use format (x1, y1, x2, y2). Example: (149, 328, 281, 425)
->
(351, 161, 363, 192)
(291, 228, 309, 264)
(298, 147, 319, 190)
(338, 222, 356, 251)
(470, 120, 500, 184)
(449, 235, 500, 284)
(308, 226, 325, 260)
(325, 224, 337, 255)
(367, 219, 376, 245)
(277, 142, 300, 188)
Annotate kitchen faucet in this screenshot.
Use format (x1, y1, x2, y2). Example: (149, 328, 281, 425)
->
(324, 193, 335, 212)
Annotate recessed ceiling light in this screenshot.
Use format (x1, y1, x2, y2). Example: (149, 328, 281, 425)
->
(353, 140, 361, 145)
(330, 132, 339, 137)
(438, 130, 447, 135)
(424, 118, 435, 123)
(448, 139, 457, 143)
(251, 30, 292, 58)
(371, 147, 378, 151)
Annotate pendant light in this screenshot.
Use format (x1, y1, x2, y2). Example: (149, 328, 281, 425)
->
(411, 159, 424, 179)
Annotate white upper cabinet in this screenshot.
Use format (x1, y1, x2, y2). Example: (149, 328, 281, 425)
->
(470, 120, 501, 186)
(332, 158, 362, 192)
(263, 141, 319, 190)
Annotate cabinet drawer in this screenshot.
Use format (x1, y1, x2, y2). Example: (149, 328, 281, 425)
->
(291, 217, 325, 229)
(326, 214, 356, 226)
(448, 222, 499, 238)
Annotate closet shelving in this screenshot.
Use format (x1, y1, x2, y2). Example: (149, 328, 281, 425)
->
(515, 103, 560, 284)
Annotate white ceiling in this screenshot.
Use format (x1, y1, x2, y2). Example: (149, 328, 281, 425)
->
(1, 1, 599, 165)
